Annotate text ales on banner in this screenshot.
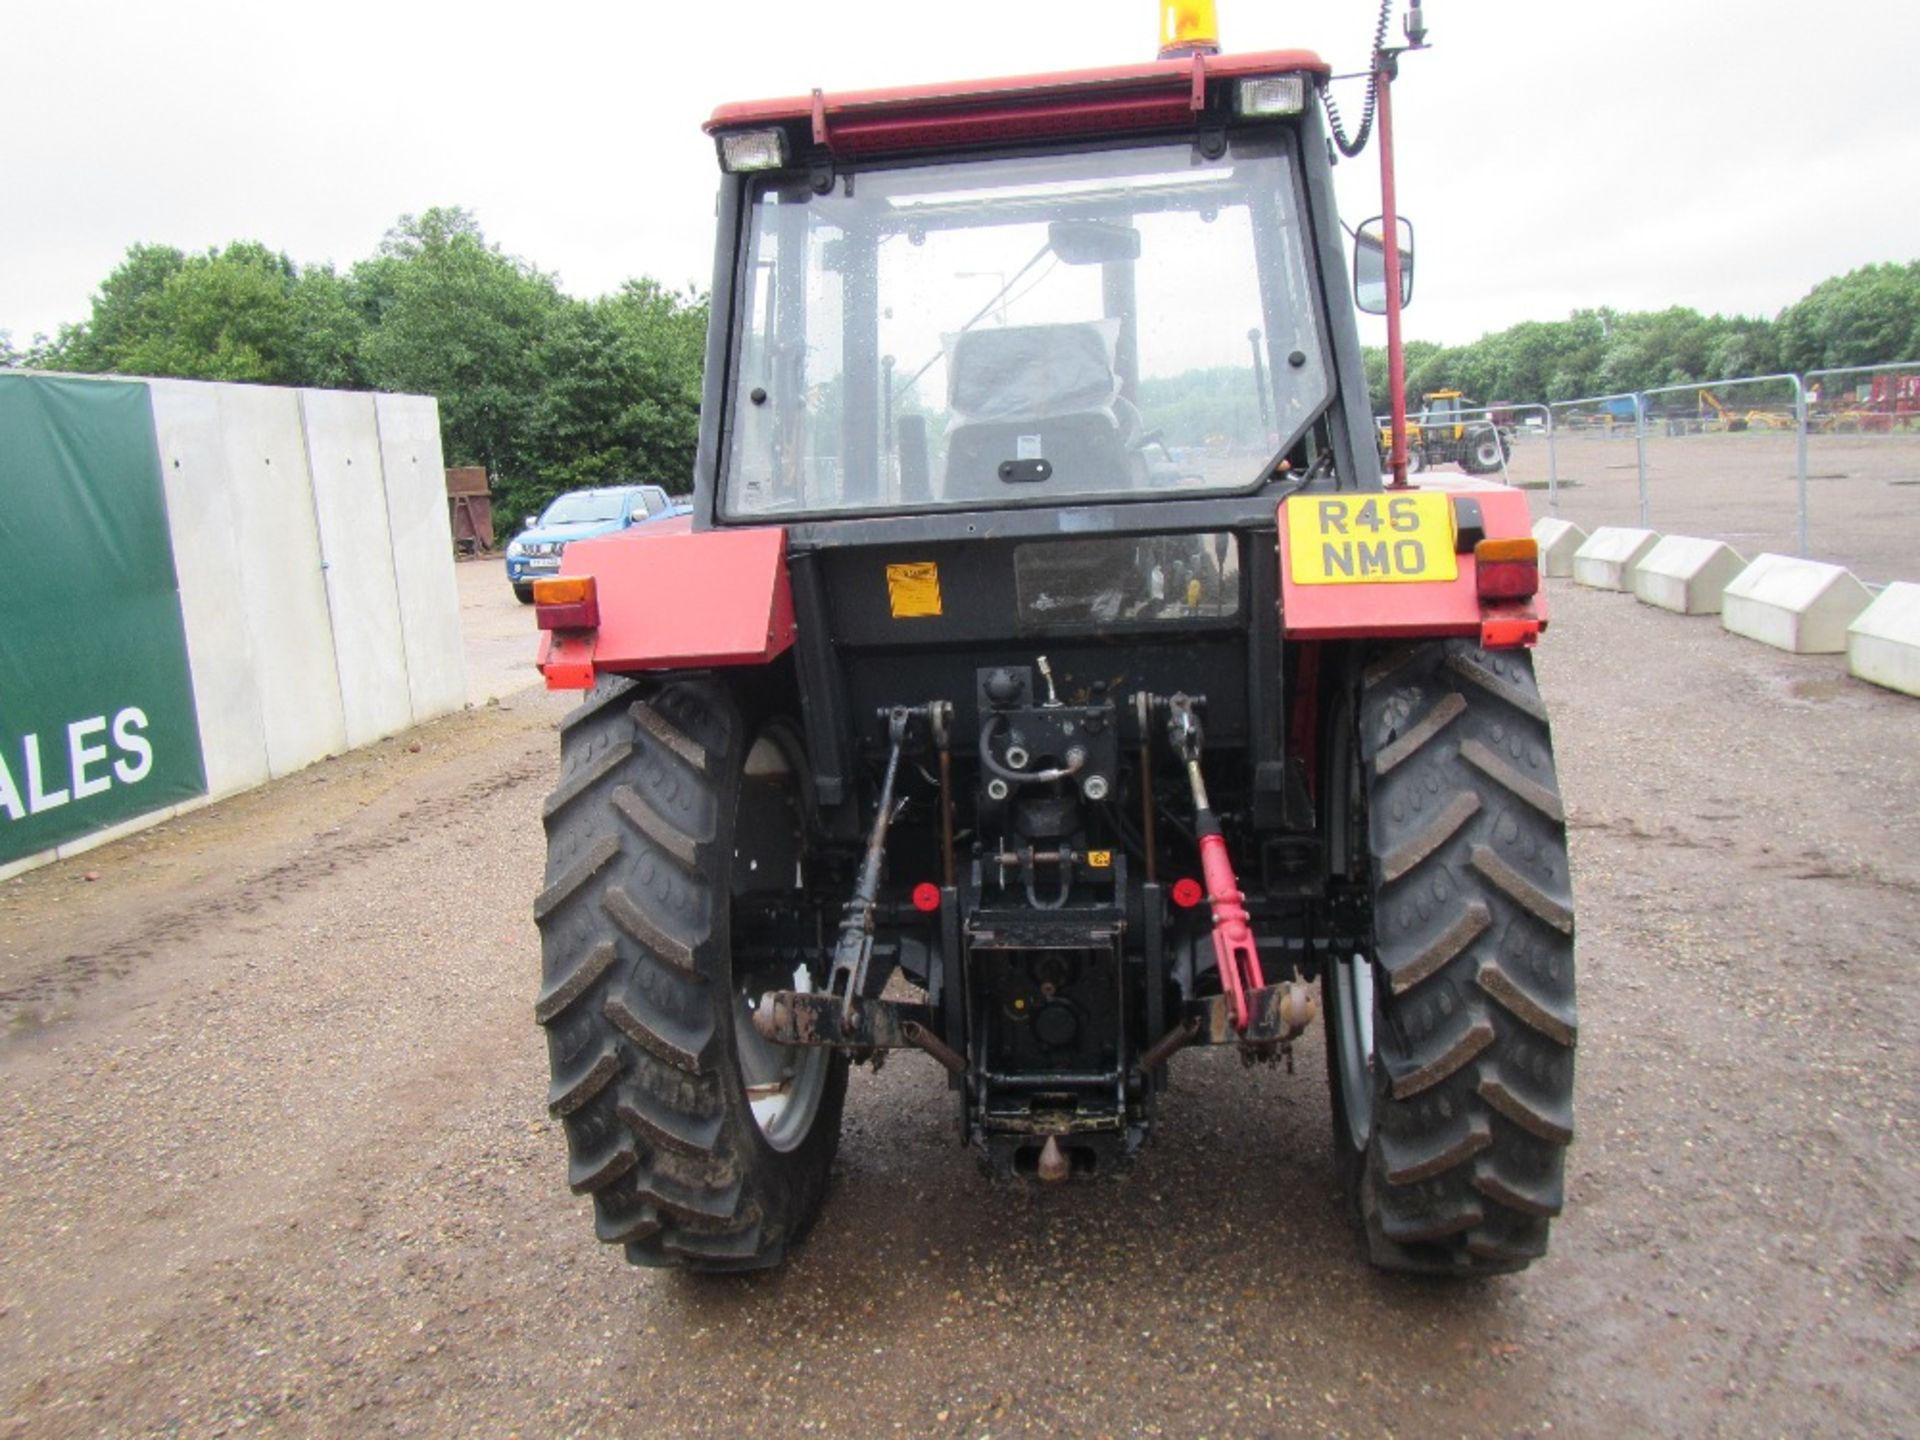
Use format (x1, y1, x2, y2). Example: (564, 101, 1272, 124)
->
(0, 375, 208, 863)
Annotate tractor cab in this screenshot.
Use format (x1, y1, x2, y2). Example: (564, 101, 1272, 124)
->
(1419, 388, 1467, 433)
(709, 55, 1356, 524)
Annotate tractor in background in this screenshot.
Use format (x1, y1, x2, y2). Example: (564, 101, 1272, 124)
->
(1381, 389, 1515, 473)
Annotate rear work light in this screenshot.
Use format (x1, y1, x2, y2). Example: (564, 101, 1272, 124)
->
(1235, 75, 1306, 117)
(718, 128, 787, 173)
(1475, 537, 1541, 601)
(533, 575, 600, 630)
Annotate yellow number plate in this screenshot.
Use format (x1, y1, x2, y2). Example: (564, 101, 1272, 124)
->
(1286, 493, 1459, 585)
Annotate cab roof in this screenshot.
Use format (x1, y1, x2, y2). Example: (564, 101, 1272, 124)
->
(706, 49, 1328, 158)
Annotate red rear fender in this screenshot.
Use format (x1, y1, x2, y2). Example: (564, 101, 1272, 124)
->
(1277, 480, 1547, 648)
(537, 522, 796, 691)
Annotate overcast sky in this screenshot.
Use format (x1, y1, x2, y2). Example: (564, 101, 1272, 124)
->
(5, 1, 1917, 351)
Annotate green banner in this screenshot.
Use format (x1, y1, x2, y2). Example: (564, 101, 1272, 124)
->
(0, 374, 207, 863)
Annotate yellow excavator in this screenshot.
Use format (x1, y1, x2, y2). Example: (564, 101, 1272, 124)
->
(1697, 389, 1794, 433)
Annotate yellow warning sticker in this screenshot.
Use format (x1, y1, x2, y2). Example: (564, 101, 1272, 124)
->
(1088, 849, 1113, 869)
(886, 561, 943, 618)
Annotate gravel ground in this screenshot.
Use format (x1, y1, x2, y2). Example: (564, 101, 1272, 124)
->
(0, 579, 1914, 1439)
(454, 557, 546, 706)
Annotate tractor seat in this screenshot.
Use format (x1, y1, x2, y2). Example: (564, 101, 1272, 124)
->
(942, 321, 1133, 499)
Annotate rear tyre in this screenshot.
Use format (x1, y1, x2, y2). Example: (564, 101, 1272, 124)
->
(1325, 640, 1576, 1275)
(535, 675, 846, 1271)
(1468, 430, 1505, 473)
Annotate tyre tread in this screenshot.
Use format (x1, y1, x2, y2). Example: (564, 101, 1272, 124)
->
(533, 940, 618, 1025)
(536, 680, 845, 1273)
(1343, 639, 1576, 1276)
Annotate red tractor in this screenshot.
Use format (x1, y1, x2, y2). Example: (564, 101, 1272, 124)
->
(531, 2, 1574, 1276)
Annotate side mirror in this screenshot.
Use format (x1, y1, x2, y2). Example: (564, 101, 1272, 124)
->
(629, 508, 648, 523)
(1353, 216, 1414, 315)
(523, 514, 538, 530)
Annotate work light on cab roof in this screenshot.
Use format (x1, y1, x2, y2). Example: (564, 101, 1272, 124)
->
(530, 0, 1580, 1288)
(718, 128, 785, 173)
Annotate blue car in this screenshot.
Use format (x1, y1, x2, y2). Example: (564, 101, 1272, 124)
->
(504, 484, 690, 602)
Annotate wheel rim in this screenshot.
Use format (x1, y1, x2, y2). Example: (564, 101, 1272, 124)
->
(1331, 951, 1377, 1152)
(729, 732, 830, 1152)
(736, 963, 830, 1151)
(1326, 692, 1379, 1155)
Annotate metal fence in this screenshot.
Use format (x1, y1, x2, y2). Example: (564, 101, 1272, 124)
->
(1526, 363, 1920, 587)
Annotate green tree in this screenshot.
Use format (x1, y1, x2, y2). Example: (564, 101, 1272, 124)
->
(1364, 339, 1441, 413)
(40, 241, 362, 386)
(515, 279, 707, 519)
(355, 208, 564, 487)
(48, 242, 188, 372)
(1776, 261, 1920, 372)
(112, 242, 305, 382)
(1363, 303, 1794, 410)
(1703, 321, 1779, 381)
(287, 265, 370, 390)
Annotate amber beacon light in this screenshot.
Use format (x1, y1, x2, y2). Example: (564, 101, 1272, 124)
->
(1158, 0, 1221, 58)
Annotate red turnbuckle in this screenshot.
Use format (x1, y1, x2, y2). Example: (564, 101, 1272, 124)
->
(1197, 830, 1266, 1032)
(1165, 695, 1265, 1033)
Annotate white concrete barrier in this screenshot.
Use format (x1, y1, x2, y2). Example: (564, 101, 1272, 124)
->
(302, 390, 415, 749)
(1847, 582, 1920, 697)
(214, 384, 350, 782)
(1721, 554, 1873, 654)
(1632, 536, 1748, 616)
(148, 380, 274, 799)
(1572, 526, 1660, 591)
(1532, 517, 1588, 579)
(4, 374, 459, 878)
(375, 394, 467, 724)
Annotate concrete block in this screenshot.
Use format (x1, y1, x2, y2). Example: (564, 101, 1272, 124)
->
(1532, 517, 1588, 578)
(1721, 553, 1873, 654)
(1631, 536, 1748, 615)
(148, 379, 273, 798)
(215, 384, 350, 783)
(1571, 526, 1659, 591)
(301, 389, 414, 750)
(373, 393, 467, 725)
(1847, 581, 1920, 697)
(151, 378, 349, 791)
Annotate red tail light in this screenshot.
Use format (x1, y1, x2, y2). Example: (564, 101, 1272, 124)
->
(533, 576, 600, 630)
(1475, 538, 1539, 601)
